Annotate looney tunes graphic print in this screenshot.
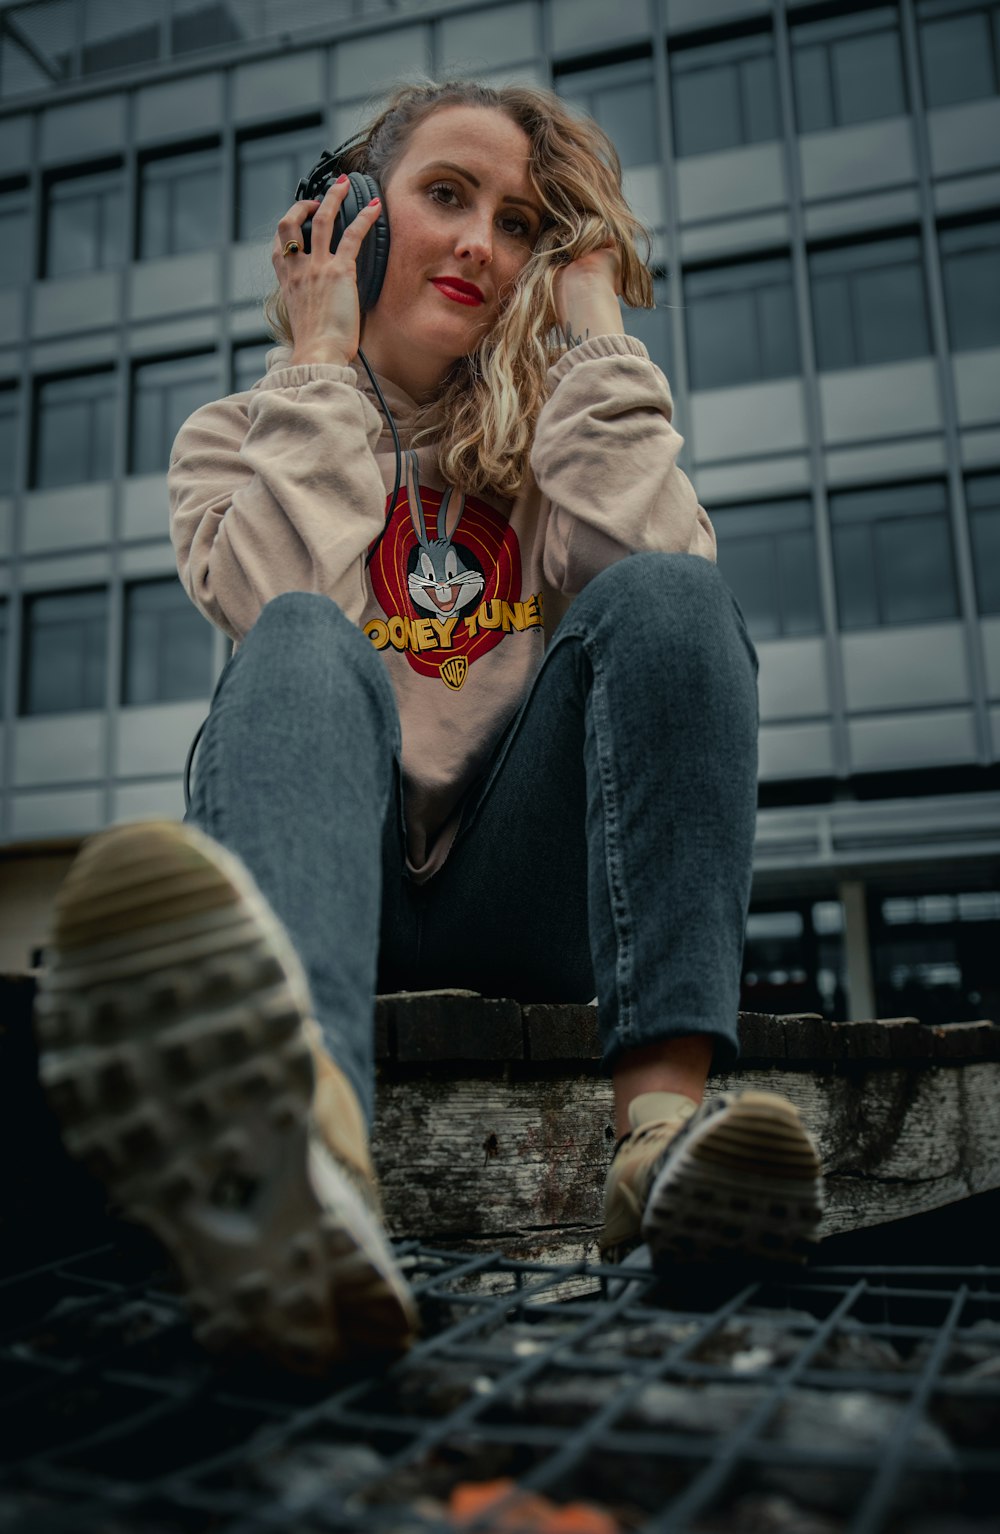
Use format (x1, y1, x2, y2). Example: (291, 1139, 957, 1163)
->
(365, 450, 543, 690)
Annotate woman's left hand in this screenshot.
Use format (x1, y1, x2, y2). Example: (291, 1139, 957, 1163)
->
(552, 246, 625, 345)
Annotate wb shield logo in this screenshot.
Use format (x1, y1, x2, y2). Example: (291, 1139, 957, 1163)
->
(441, 656, 468, 691)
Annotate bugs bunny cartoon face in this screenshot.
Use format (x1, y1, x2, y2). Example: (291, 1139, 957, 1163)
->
(404, 450, 485, 618)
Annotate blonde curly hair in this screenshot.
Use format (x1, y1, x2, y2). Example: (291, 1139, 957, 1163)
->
(263, 78, 654, 498)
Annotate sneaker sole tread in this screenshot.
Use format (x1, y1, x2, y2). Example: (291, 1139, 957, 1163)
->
(35, 820, 416, 1372)
(641, 1091, 824, 1266)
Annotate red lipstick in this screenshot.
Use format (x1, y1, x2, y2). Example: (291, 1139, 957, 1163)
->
(431, 277, 484, 306)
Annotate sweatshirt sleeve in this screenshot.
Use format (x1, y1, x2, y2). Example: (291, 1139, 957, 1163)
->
(168, 363, 389, 642)
(530, 332, 717, 595)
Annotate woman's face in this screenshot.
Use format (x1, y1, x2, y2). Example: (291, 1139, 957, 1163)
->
(360, 105, 542, 397)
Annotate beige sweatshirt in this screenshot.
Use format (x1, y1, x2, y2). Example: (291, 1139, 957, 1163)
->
(168, 332, 716, 880)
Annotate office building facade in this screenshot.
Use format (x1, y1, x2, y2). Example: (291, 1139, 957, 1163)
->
(1, 0, 998, 1024)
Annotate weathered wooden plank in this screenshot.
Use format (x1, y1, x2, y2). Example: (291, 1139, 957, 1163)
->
(372, 1062, 1000, 1258)
(5, 973, 999, 1264)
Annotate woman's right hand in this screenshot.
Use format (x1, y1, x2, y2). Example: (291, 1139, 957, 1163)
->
(271, 177, 383, 367)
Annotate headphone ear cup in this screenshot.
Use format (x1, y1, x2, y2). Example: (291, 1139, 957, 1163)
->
(332, 171, 389, 313)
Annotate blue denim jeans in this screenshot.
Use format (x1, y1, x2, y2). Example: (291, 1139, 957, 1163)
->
(185, 553, 759, 1126)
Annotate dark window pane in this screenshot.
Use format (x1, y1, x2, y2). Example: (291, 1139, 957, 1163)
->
(22, 589, 107, 715)
(0, 601, 6, 716)
(237, 123, 320, 243)
(777, 530, 823, 635)
(941, 243, 1000, 351)
(35, 373, 116, 489)
(920, 12, 997, 109)
(131, 353, 219, 473)
(672, 63, 742, 156)
(93, 390, 116, 480)
(793, 44, 832, 133)
(0, 392, 18, 493)
(36, 399, 89, 488)
(166, 376, 216, 450)
(757, 282, 800, 379)
(970, 508, 1000, 614)
(140, 178, 169, 260)
(687, 289, 758, 389)
(624, 280, 673, 379)
(237, 150, 291, 242)
(720, 538, 781, 639)
(812, 271, 855, 369)
(742, 53, 781, 144)
(47, 194, 99, 277)
(232, 340, 271, 393)
(854, 264, 930, 365)
(875, 517, 959, 623)
(0, 195, 31, 287)
(124, 578, 214, 704)
(82, 0, 162, 74)
(832, 30, 906, 126)
(140, 149, 221, 259)
(46, 167, 125, 277)
(171, 168, 220, 254)
(595, 79, 657, 167)
(131, 389, 163, 476)
(832, 523, 878, 629)
(171, 0, 245, 54)
(100, 186, 125, 268)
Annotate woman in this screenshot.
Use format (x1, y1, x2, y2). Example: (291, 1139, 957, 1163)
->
(34, 80, 822, 1373)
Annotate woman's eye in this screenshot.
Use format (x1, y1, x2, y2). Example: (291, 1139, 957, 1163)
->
(500, 214, 531, 239)
(429, 182, 460, 206)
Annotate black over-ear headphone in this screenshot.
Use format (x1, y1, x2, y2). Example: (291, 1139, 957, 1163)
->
(294, 136, 391, 313)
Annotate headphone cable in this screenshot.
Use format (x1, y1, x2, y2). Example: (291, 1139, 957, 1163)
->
(357, 345, 402, 569)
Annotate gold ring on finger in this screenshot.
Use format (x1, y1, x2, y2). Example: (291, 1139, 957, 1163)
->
(282, 240, 301, 257)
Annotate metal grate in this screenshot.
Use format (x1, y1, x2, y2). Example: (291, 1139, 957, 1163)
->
(1, 1231, 998, 1533)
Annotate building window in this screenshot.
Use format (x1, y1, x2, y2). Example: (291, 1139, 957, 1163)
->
(33, 369, 117, 490)
(236, 120, 323, 244)
(791, 5, 908, 133)
(0, 182, 31, 286)
(171, 0, 248, 55)
(872, 886, 1000, 1026)
(684, 254, 799, 390)
(742, 902, 847, 1019)
(711, 497, 823, 640)
(20, 587, 107, 715)
(620, 275, 673, 380)
(139, 143, 222, 260)
(669, 30, 780, 158)
(809, 233, 932, 370)
(555, 55, 659, 169)
(829, 480, 959, 629)
(130, 351, 220, 475)
(967, 470, 1000, 615)
(918, 0, 1000, 109)
(43, 162, 125, 280)
(0, 599, 7, 717)
(81, 0, 163, 76)
(940, 215, 1000, 352)
(232, 338, 271, 394)
(123, 578, 215, 705)
(0, 384, 19, 494)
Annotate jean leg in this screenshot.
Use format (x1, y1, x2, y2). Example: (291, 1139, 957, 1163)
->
(417, 553, 758, 1074)
(572, 553, 758, 1070)
(185, 591, 403, 1125)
